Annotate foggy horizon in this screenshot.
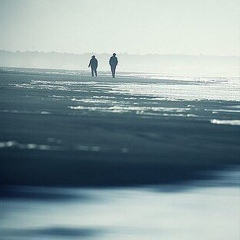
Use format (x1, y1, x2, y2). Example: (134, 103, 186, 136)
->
(1, 49, 239, 77)
(1, 49, 240, 58)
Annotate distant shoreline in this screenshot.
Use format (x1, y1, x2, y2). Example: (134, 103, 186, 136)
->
(0, 50, 239, 76)
(1, 49, 240, 58)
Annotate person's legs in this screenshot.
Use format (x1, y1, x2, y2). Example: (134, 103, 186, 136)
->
(113, 66, 116, 78)
(111, 66, 116, 78)
(110, 66, 113, 77)
(91, 67, 94, 76)
(94, 68, 97, 77)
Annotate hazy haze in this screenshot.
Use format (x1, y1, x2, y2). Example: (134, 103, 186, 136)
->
(0, 0, 239, 56)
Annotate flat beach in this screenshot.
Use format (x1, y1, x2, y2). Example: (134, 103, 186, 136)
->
(0, 68, 239, 187)
(0, 68, 239, 239)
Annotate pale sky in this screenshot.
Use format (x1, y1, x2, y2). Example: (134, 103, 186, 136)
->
(0, 0, 239, 56)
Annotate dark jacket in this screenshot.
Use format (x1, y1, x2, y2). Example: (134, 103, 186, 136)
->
(88, 58, 98, 68)
(109, 56, 118, 66)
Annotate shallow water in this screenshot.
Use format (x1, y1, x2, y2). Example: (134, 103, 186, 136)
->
(1, 68, 240, 124)
(1, 176, 239, 240)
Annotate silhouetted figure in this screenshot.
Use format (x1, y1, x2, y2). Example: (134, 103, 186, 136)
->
(88, 55, 98, 77)
(109, 53, 118, 78)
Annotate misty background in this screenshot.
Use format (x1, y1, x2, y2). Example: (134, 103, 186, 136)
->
(0, 0, 239, 76)
(0, 50, 239, 77)
(0, 0, 239, 55)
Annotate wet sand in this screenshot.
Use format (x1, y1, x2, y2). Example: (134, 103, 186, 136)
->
(0, 68, 239, 240)
(0, 68, 239, 187)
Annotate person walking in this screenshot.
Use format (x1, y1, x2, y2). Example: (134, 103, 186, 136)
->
(88, 55, 98, 77)
(109, 53, 118, 78)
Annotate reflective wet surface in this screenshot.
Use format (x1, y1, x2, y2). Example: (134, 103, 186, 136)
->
(0, 68, 239, 239)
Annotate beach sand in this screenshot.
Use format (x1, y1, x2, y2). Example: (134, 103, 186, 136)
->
(0, 68, 239, 239)
(0, 68, 239, 187)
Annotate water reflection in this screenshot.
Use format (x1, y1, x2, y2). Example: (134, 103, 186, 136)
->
(1, 227, 102, 239)
(1, 169, 239, 240)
